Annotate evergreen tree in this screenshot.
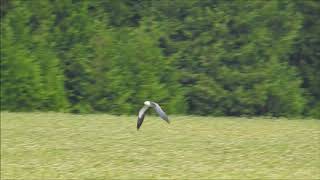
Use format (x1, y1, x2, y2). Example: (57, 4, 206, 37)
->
(1, 0, 319, 118)
(1, 2, 43, 110)
(290, 0, 320, 118)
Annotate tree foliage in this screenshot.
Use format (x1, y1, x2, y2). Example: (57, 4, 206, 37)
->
(1, 0, 319, 118)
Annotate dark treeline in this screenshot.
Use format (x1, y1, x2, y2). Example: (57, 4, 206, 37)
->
(1, 0, 319, 118)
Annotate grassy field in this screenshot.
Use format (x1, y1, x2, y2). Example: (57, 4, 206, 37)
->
(1, 112, 319, 179)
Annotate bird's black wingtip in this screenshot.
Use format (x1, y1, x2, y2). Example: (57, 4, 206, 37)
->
(137, 124, 141, 130)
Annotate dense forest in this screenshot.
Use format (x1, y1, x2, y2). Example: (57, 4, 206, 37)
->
(1, 0, 319, 118)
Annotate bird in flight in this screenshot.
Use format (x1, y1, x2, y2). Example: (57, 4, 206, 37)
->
(137, 101, 170, 130)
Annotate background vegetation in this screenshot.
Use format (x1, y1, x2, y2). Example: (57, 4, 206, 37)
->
(1, 0, 320, 118)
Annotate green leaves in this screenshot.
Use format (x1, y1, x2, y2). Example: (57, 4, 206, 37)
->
(1, 0, 319, 117)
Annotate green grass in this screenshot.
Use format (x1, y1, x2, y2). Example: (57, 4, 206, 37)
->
(1, 112, 319, 179)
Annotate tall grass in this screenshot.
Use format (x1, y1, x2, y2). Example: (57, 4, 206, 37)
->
(1, 112, 319, 179)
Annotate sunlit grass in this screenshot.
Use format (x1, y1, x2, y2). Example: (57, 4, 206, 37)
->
(1, 112, 319, 179)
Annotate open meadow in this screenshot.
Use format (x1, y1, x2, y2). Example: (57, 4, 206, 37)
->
(1, 112, 319, 179)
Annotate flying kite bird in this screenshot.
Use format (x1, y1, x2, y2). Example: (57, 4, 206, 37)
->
(137, 101, 170, 130)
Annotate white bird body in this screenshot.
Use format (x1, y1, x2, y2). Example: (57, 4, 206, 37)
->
(144, 101, 152, 106)
(137, 101, 169, 130)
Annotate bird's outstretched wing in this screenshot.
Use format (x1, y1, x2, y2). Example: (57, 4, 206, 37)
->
(151, 102, 170, 123)
(137, 105, 150, 130)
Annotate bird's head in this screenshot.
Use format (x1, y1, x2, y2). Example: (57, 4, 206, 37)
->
(144, 101, 151, 106)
